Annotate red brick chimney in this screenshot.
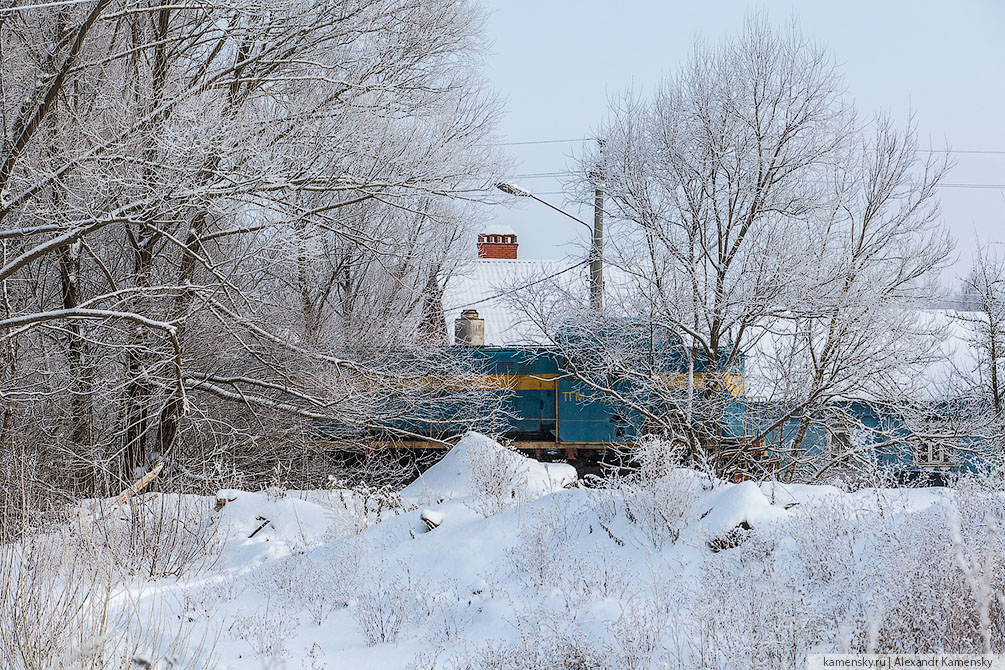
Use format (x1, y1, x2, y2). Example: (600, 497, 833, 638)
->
(477, 226, 518, 259)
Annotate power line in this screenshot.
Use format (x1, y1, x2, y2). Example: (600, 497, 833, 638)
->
(484, 138, 590, 147)
(511, 172, 1005, 191)
(940, 183, 1005, 189)
(923, 149, 1005, 155)
(511, 171, 572, 179)
(492, 136, 1005, 156)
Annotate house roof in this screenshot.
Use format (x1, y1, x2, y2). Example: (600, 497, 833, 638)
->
(442, 258, 585, 345)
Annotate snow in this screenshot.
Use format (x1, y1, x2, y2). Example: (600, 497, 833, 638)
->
(442, 257, 583, 345)
(401, 431, 576, 504)
(480, 224, 517, 236)
(441, 258, 637, 345)
(696, 479, 787, 537)
(17, 432, 1005, 668)
(420, 508, 443, 528)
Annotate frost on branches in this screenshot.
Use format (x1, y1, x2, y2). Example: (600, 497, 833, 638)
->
(0, 0, 506, 515)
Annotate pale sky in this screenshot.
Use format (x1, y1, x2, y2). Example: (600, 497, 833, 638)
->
(480, 0, 1005, 287)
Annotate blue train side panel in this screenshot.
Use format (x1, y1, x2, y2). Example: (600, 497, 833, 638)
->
(340, 345, 749, 449)
(473, 348, 561, 442)
(742, 398, 992, 478)
(320, 342, 999, 479)
(556, 378, 639, 444)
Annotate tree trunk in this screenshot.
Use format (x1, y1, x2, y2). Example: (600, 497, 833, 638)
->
(57, 241, 93, 448)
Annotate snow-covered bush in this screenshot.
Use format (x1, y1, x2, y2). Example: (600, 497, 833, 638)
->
(788, 495, 864, 586)
(869, 505, 1005, 652)
(254, 538, 362, 627)
(566, 547, 635, 607)
(229, 608, 296, 660)
(416, 579, 477, 646)
(605, 602, 666, 670)
(0, 524, 218, 669)
(618, 438, 702, 547)
(465, 441, 530, 517)
(402, 433, 576, 509)
(311, 541, 364, 624)
(70, 494, 223, 579)
(355, 564, 418, 646)
(695, 537, 824, 669)
(323, 480, 411, 534)
(454, 629, 607, 670)
(506, 501, 599, 603)
(506, 517, 568, 592)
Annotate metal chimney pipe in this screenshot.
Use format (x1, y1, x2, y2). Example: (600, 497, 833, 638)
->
(454, 309, 485, 346)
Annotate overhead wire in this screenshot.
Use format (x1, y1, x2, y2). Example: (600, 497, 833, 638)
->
(482, 138, 589, 147)
(488, 136, 1005, 156)
(509, 170, 1005, 191)
(0, 0, 102, 13)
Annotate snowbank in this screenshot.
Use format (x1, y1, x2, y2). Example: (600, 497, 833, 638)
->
(401, 431, 577, 505)
(25, 435, 1004, 669)
(696, 479, 788, 536)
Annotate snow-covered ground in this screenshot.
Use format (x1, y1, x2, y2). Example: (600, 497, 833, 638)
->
(5, 432, 1004, 668)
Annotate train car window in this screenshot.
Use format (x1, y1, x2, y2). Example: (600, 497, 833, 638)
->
(825, 417, 856, 464)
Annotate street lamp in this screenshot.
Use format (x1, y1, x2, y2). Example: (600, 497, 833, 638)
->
(494, 181, 603, 311)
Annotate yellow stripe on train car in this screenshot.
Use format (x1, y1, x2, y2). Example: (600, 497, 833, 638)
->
(471, 374, 561, 390)
(654, 372, 745, 397)
(407, 374, 560, 392)
(464, 372, 743, 396)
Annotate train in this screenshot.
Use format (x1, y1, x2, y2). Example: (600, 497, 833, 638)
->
(322, 311, 987, 482)
(372, 343, 751, 467)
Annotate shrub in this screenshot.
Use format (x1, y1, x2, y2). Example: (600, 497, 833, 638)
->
(70, 494, 223, 579)
(355, 564, 416, 646)
(465, 443, 530, 517)
(0, 523, 218, 669)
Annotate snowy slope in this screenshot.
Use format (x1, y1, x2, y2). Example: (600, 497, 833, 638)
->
(15, 432, 1005, 669)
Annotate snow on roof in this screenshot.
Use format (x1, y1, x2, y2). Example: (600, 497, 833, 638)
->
(912, 309, 981, 397)
(442, 258, 583, 345)
(479, 224, 517, 236)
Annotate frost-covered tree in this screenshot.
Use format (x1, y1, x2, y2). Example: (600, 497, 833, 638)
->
(542, 19, 953, 478)
(0, 0, 504, 510)
(959, 248, 1005, 415)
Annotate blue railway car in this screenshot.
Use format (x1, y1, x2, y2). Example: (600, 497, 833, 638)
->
(327, 339, 990, 480)
(741, 398, 992, 482)
(365, 344, 747, 463)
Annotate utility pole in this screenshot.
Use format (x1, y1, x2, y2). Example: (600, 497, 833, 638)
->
(496, 152, 604, 310)
(589, 139, 605, 312)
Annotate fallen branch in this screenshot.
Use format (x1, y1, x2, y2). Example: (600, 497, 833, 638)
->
(249, 516, 272, 538)
(116, 460, 165, 505)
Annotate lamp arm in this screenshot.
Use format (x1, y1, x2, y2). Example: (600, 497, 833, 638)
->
(525, 193, 593, 232)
